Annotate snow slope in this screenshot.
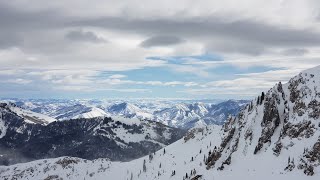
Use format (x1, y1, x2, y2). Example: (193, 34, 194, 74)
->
(71, 107, 109, 119)
(1, 125, 318, 180)
(0, 102, 56, 125)
(0, 125, 222, 180)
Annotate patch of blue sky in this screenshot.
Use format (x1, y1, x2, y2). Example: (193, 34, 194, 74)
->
(207, 65, 284, 77)
(97, 66, 198, 82)
(96, 62, 284, 85)
(146, 53, 223, 64)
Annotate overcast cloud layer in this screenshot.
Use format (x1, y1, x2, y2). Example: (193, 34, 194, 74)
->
(1, 0, 320, 99)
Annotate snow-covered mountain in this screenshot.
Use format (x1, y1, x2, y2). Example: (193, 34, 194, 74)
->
(154, 100, 248, 128)
(153, 103, 207, 128)
(0, 104, 185, 165)
(45, 104, 109, 120)
(107, 102, 154, 120)
(71, 107, 109, 119)
(0, 102, 56, 125)
(6, 99, 248, 129)
(2, 65, 320, 179)
(197, 65, 320, 178)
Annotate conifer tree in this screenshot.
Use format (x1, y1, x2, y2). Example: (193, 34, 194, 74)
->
(143, 159, 146, 172)
(261, 92, 265, 104)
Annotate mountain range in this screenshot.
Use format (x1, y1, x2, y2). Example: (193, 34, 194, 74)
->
(1, 65, 320, 179)
(0, 103, 185, 165)
(3, 99, 248, 129)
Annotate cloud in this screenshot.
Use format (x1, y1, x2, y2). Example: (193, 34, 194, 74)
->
(0, 69, 25, 75)
(281, 48, 308, 56)
(168, 64, 211, 77)
(180, 88, 256, 96)
(1, 0, 320, 98)
(98, 78, 199, 87)
(181, 67, 306, 97)
(184, 82, 198, 87)
(104, 88, 151, 93)
(6, 78, 32, 84)
(0, 31, 21, 49)
(71, 16, 320, 55)
(109, 74, 127, 79)
(2, 1, 320, 57)
(206, 39, 266, 56)
(2, 69, 201, 92)
(140, 36, 184, 48)
(54, 85, 150, 93)
(65, 30, 107, 43)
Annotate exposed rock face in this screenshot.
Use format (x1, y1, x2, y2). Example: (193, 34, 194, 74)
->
(283, 120, 315, 138)
(299, 137, 320, 175)
(205, 66, 320, 176)
(254, 96, 281, 154)
(206, 148, 222, 169)
(272, 141, 283, 156)
(284, 157, 295, 172)
(308, 100, 320, 119)
(0, 105, 185, 165)
(184, 128, 203, 142)
(221, 128, 235, 149)
(55, 157, 80, 168)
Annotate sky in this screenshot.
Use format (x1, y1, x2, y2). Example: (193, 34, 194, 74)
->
(1, 0, 320, 100)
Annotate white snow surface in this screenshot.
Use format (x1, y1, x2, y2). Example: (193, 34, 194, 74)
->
(5, 103, 56, 125)
(71, 107, 108, 119)
(0, 113, 7, 138)
(0, 125, 318, 180)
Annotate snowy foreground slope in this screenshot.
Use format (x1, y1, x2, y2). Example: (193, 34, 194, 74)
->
(0, 126, 223, 180)
(0, 125, 318, 180)
(1, 65, 320, 180)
